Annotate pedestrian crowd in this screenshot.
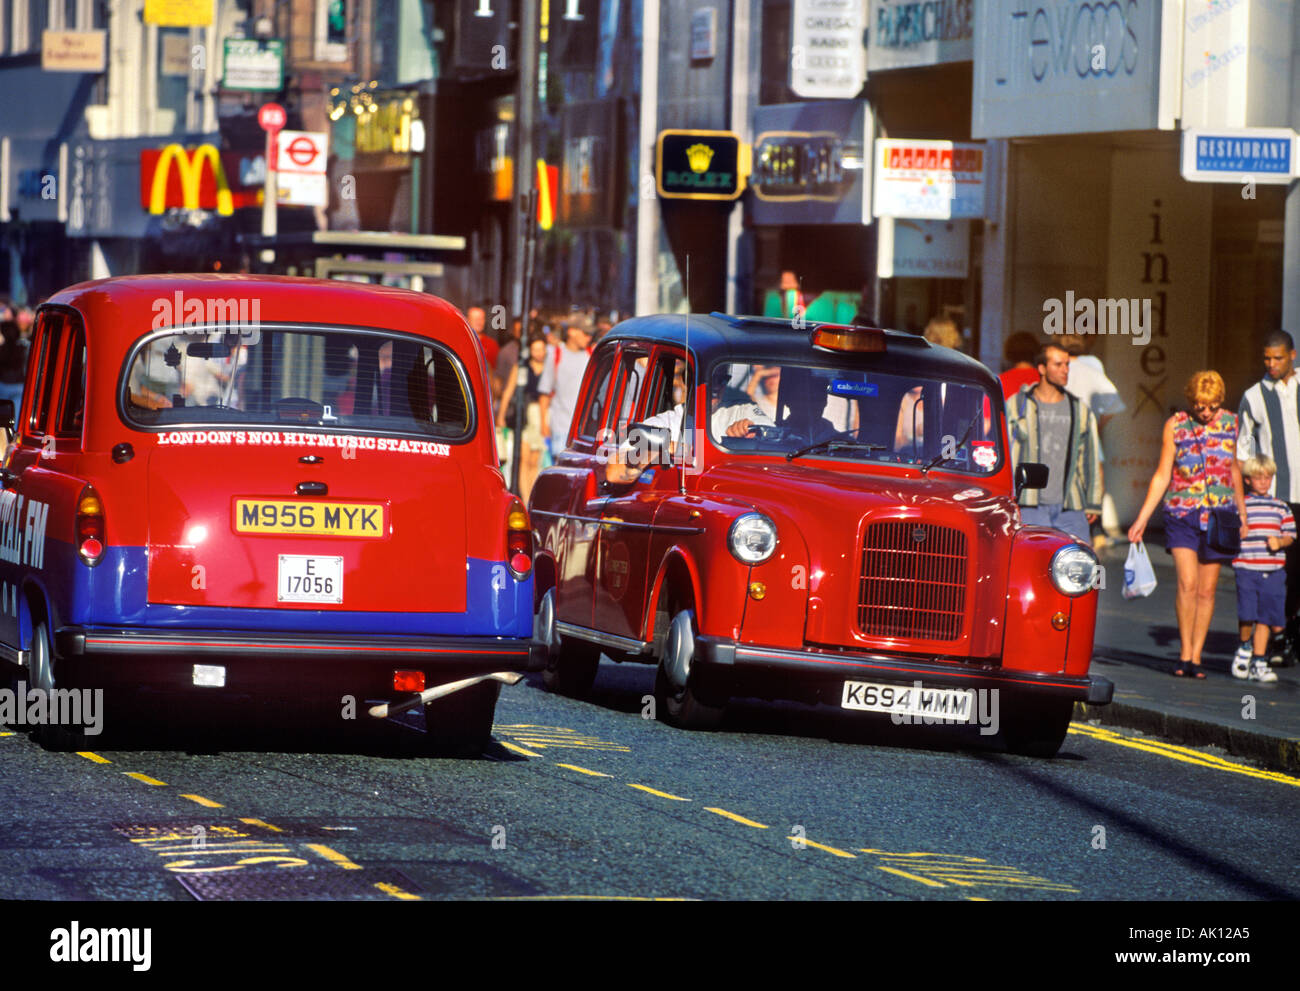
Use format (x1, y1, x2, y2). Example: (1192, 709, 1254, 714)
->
(998, 325, 1300, 683)
(456, 301, 614, 504)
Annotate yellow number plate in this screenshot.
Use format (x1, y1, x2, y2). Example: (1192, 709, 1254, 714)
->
(234, 500, 387, 538)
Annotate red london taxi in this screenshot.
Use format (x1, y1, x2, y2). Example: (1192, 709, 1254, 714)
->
(529, 314, 1113, 757)
(0, 275, 542, 751)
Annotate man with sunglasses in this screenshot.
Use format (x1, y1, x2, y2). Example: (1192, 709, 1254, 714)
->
(1238, 330, 1300, 666)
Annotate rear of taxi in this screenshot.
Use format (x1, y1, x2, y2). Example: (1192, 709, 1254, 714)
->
(34, 275, 540, 749)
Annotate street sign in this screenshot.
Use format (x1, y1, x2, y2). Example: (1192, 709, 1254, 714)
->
(275, 130, 329, 208)
(655, 130, 747, 201)
(789, 0, 867, 99)
(1181, 127, 1298, 185)
(258, 103, 287, 133)
(223, 38, 284, 92)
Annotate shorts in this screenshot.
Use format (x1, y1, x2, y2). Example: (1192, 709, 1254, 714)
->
(1235, 568, 1287, 627)
(1164, 513, 1235, 564)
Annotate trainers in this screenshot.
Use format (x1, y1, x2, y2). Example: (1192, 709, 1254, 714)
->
(1249, 658, 1278, 683)
(1232, 642, 1252, 679)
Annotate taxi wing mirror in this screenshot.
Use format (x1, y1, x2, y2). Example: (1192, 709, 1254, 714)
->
(1015, 462, 1049, 497)
(626, 422, 672, 470)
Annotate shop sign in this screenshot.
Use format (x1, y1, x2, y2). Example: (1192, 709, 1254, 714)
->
(789, 0, 868, 99)
(1180, 128, 1297, 185)
(41, 30, 106, 72)
(656, 130, 745, 201)
(144, 0, 212, 27)
(972, 0, 1171, 138)
(223, 38, 285, 92)
(873, 139, 984, 219)
(1180, 0, 1291, 130)
(867, 0, 974, 71)
(877, 217, 969, 278)
(749, 101, 873, 225)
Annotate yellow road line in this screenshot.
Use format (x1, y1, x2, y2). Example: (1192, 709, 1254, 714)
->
(77, 751, 111, 764)
(791, 837, 856, 859)
(239, 818, 284, 832)
(967, 897, 991, 901)
(305, 843, 363, 870)
(704, 807, 769, 829)
(124, 772, 167, 786)
(627, 783, 690, 802)
(180, 794, 224, 808)
(875, 864, 947, 886)
(556, 763, 613, 777)
(499, 740, 542, 758)
(1068, 723, 1300, 788)
(374, 882, 422, 901)
(0, 731, 14, 737)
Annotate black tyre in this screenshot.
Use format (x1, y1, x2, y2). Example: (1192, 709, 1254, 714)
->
(542, 638, 602, 697)
(421, 680, 500, 756)
(28, 620, 84, 752)
(653, 609, 724, 730)
(1001, 697, 1074, 758)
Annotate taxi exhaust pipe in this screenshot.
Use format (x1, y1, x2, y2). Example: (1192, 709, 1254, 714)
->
(367, 672, 525, 720)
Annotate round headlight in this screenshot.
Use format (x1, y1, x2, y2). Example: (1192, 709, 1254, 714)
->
(728, 513, 777, 565)
(1050, 544, 1099, 596)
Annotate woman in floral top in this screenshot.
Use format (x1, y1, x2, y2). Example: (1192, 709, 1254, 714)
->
(1128, 371, 1247, 677)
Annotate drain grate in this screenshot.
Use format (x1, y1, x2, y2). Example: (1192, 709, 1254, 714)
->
(177, 869, 423, 901)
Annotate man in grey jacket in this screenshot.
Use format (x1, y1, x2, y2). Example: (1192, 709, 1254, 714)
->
(1008, 343, 1103, 544)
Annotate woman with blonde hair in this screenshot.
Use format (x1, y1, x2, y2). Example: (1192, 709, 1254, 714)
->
(1128, 370, 1248, 677)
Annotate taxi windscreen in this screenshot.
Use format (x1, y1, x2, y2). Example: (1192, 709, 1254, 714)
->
(122, 327, 472, 437)
(709, 361, 1002, 474)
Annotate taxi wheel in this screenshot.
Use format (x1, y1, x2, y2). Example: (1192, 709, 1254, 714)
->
(542, 640, 601, 697)
(28, 620, 82, 753)
(654, 610, 724, 731)
(421, 681, 500, 757)
(1001, 697, 1074, 758)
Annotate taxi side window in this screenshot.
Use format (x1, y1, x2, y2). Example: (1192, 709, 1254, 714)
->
(25, 310, 67, 439)
(56, 323, 88, 439)
(573, 346, 618, 441)
(609, 349, 650, 439)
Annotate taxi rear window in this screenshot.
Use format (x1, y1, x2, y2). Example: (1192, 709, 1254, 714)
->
(122, 326, 472, 438)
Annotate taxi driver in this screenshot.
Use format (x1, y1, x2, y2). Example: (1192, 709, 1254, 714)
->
(605, 366, 773, 484)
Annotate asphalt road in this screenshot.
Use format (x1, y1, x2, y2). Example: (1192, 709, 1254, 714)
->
(2, 658, 1296, 906)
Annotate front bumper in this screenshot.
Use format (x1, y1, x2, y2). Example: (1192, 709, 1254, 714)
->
(55, 627, 546, 694)
(691, 637, 1114, 707)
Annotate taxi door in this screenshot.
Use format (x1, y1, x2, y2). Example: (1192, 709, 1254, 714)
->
(0, 308, 84, 652)
(594, 347, 683, 643)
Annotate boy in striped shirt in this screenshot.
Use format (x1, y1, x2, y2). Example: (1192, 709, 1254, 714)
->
(1233, 456, 1295, 682)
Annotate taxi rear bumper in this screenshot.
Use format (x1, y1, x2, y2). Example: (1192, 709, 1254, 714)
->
(55, 627, 545, 693)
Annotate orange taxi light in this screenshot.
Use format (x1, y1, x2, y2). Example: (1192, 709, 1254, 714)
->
(393, 670, 426, 692)
(811, 325, 886, 353)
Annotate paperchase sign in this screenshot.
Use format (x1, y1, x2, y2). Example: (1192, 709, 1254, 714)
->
(973, 0, 1169, 138)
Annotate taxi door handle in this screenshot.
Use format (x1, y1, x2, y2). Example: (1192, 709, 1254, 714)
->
(0, 468, 17, 488)
(296, 481, 328, 496)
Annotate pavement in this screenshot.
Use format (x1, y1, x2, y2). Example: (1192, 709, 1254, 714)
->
(1081, 537, 1300, 773)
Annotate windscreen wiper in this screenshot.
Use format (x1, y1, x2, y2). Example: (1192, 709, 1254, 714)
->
(785, 439, 885, 462)
(920, 414, 978, 475)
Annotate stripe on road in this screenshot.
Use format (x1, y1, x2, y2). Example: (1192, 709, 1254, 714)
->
(627, 783, 690, 802)
(704, 807, 769, 829)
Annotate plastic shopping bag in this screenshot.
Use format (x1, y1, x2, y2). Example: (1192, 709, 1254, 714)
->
(1122, 542, 1157, 599)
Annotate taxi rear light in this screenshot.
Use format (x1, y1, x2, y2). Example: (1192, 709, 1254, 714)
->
(393, 670, 425, 692)
(76, 485, 105, 567)
(507, 501, 532, 578)
(811, 325, 886, 353)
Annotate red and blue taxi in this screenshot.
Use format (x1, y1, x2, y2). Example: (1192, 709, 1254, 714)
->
(0, 274, 541, 750)
(529, 314, 1113, 756)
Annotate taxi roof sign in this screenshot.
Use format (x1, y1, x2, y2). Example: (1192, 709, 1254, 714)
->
(656, 130, 748, 201)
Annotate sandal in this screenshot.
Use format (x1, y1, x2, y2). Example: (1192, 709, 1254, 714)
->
(1172, 661, 1192, 677)
(1189, 663, 1207, 679)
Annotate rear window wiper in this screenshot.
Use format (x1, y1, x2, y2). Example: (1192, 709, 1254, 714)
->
(786, 439, 885, 462)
